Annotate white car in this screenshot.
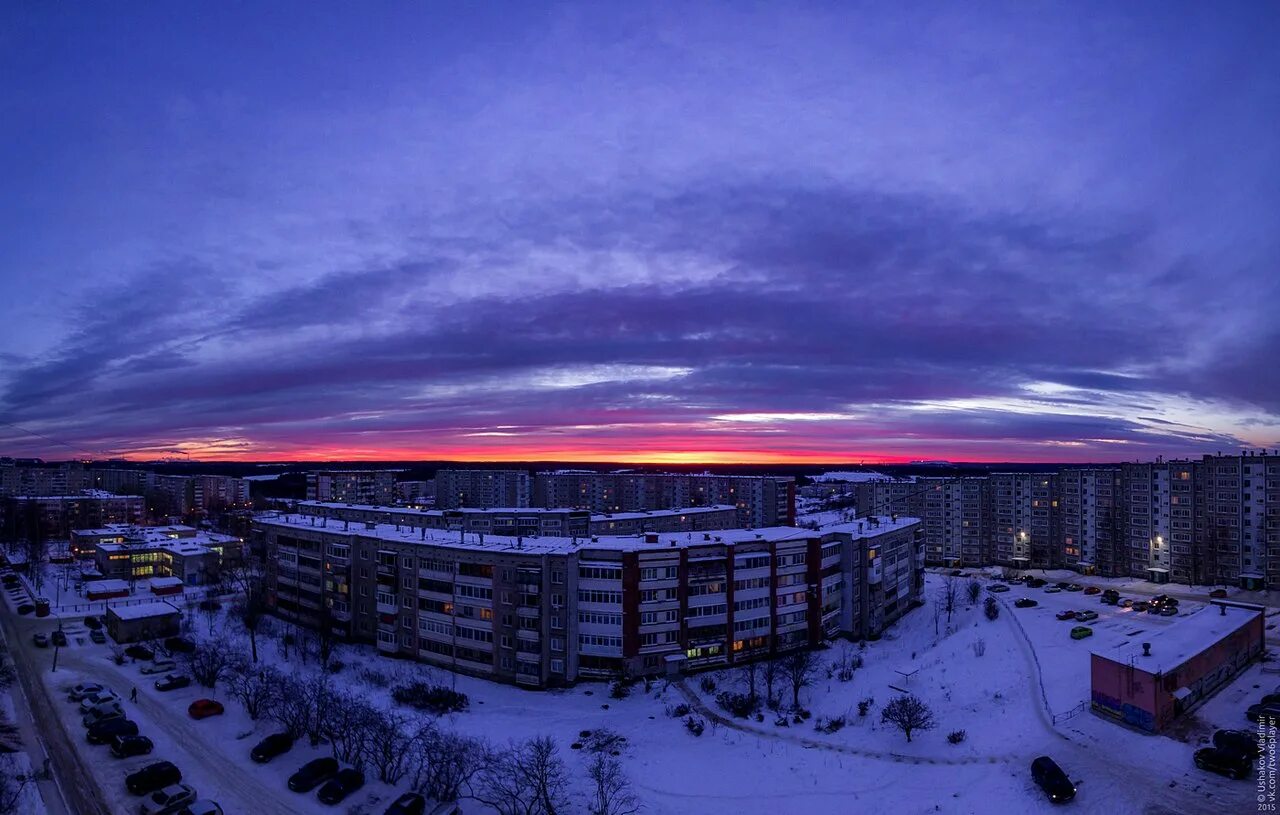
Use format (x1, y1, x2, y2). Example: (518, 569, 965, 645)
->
(140, 783, 198, 815)
(78, 690, 121, 713)
(68, 682, 109, 701)
(140, 660, 177, 675)
(81, 702, 124, 728)
(175, 801, 223, 815)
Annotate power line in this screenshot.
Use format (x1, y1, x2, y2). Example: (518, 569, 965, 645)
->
(0, 419, 109, 460)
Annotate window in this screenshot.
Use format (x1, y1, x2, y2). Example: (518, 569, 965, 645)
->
(578, 611, 623, 626)
(640, 565, 678, 581)
(551, 659, 564, 673)
(579, 565, 623, 581)
(578, 590, 623, 605)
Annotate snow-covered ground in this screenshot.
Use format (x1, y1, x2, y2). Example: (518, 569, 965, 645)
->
(7, 568, 1263, 815)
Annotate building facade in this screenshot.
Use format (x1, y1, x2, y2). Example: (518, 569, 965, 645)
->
(1, 492, 145, 541)
(305, 470, 398, 505)
(532, 472, 795, 528)
(434, 470, 531, 509)
(259, 513, 922, 687)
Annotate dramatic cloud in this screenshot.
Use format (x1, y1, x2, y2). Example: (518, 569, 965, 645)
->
(1, 3, 1277, 462)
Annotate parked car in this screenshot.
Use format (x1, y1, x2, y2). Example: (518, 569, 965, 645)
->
(1044, 586, 1062, 594)
(1030, 756, 1077, 803)
(1056, 610, 1077, 621)
(384, 792, 428, 815)
(1159, 606, 1178, 617)
(1258, 694, 1280, 707)
(1074, 610, 1098, 622)
(86, 718, 138, 745)
(1064, 584, 1083, 592)
(1194, 746, 1251, 780)
(288, 757, 340, 792)
(1014, 598, 1038, 608)
(1120, 598, 1134, 608)
(16, 604, 34, 615)
(83, 615, 102, 630)
(69, 682, 109, 701)
(949, 569, 964, 577)
(125, 761, 182, 795)
(1215, 729, 1264, 758)
(32, 633, 48, 648)
(1027, 578, 1047, 588)
(141, 659, 177, 675)
(1101, 589, 1120, 605)
(188, 700, 224, 720)
(51, 630, 67, 647)
(1070, 626, 1094, 640)
(89, 629, 107, 644)
(111, 735, 154, 758)
(1083, 586, 1101, 595)
(1246, 703, 1280, 723)
(79, 690, 122, 713)
(1132, 602, 1150, 612)
(250, 732, 295, 763)
(317, 768, 365, 805)
(1209, 588, 1228, 599)
(155, 674, 191, 692)
(125, 645, 155, 661)
(987, 584, 1010, 593)
(140, 783, 198, 815)
(1054, 582, 1072, 590)
(175, 802, 223, 815)
(164, 637, 196, 654)
(82, 702, 126, 728)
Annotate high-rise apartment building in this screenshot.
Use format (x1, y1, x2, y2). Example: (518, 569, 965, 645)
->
(434, 470, 530, 509)
(1060, 468, 1124, 576)
(533, 472, 795, 528)
(305, 470, 397, 505)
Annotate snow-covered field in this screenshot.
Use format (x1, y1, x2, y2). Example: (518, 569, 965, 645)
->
(9, 569, 1263, 815)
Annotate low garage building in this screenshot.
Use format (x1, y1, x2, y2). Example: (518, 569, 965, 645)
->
(84, 578, 131, 601)
(106, 601, 182, 644)
(1090, 601, 1264, 732)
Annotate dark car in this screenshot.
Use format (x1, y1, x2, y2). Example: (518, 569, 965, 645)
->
(1132, 601, 1150, 612)
(250, 732, 294, 763)
(87, 718, 138, 745)
(1194, 746, 1251, 780)
(1031, 756, 1076, 803)
(83, 616, 102, 630)
(1246, 703, 1280, 723)
(1215, 729, 1264, 758)
(155, 674, 191, 692)
(188, 699, 224, 720)
(1260, 694, 1280, 707)
(51, 630, 67, 647)
(111, 735, 154, 758)
(32, 633, 48, 648)
(126, 761, 182, 795)
(384, 792, 427, 815)
(1027, 578, 1047, 588)
(164, 636, 196, 654)
(288, 757, 339, 792)
(317, 768, 365, 805)
(1015, 598, 1038, 608)
(89, 629, 106, 644)
(16, 604, 34, 615)
(125, 645, 155, 661)
(1210, 588, 1228, 599)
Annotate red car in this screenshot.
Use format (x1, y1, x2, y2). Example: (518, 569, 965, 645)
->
(1209, 589, 1228, 599)
(188, 699, 224, 720)
(1083, 586, 1101, 595)
(1056, 610, 1077, 621)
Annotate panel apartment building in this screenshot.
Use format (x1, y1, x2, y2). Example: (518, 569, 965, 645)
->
(434, 470, 530, 510)
(259, 513, 922, 687)
(305, 470, 398, 505)
(533, 471, 795, 528)
(1060, 468, 1124, 576)
(1, 491, 145, 540)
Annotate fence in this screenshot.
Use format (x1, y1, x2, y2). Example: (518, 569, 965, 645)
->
(1052, 699, 1089, 725)
(52, 587, 230, 615)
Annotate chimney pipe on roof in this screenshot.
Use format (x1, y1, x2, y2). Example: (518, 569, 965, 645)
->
(1142, 642, 1151, 656)
(1220, 603, 1226, 616)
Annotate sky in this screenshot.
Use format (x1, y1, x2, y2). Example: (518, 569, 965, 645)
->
(1, 2, 1278, 464)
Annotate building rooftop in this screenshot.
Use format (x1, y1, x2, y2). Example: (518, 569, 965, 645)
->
(258, 512, 840, 555)
(1091, 602, 1262, 675)
(298, 500, 737, 521)
(108, 601, 181, 620)
(819, 515, 922, 538)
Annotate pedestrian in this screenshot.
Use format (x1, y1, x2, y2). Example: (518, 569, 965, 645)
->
(130, 686, 137, 702)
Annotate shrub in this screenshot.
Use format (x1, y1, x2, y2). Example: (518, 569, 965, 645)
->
(391, 681, 469, 714)
(948, 729, 967, 744)
(858, 697, 874, 717)
(609, 680, 631, 699)
(699, 676, 717, 693)
(984, 596, 1000, 621)
(684, 716, 705, 736)
(715, 691, 759, 719)
(815, 715, 847, 734)
(669, 703, 691, 718)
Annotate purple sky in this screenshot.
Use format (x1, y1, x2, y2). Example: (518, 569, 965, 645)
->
(1, 3, 1278, 463)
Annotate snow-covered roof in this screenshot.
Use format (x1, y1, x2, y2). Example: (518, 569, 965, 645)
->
(810, 471, 891, 483)
(259, 512, 818, 555)
(148, 577, 184, 588)
(1091, 603, 1262, 674)
(299, 501, 736, 521)
(107, 601, 181, 621)
(818, 516, 922, 538)
(85, 579, 131, 592)
(589, 506, 737, 521)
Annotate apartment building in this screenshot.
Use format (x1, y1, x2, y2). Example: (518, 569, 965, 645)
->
(258, 512, 922, 687)
(532, 471, 795, 528)
(1060, 469, 1124, 576)
(295, 501, 742, 539)
(305, 470, 398, 504)
(988, 473, 1060, 568)
(1120, 460, 1201, 584)
(89, 468, 153, 495)
(434, 470, 530, 509)
(1201, 452, 1279, 591)
(0, 460, 92, 497)
(1, 492, 145, 540)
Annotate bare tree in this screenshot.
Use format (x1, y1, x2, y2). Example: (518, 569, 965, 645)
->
(414, 730, 488, 803)
(781, 650, 819, 710)
(476, 736, 568, 815)
(365, 708, 424, 784)
(269, 673, 313, 739)
(761, 657, 780, 708)
(586, 754, 639, 815)
(966, 579, 982, 607)
(224, 560, 269, 662)
(938, 577, 960, 625)
(739, 660, 759, 702)
(224, 662, 281, 720)
(0, 756, 35, 815)
(321, 693, 375, 766)
(880, 694, 936, 743)
(184, 635, 239, 688)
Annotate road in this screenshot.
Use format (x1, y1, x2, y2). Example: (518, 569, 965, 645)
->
(0, 607, 109, 815)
